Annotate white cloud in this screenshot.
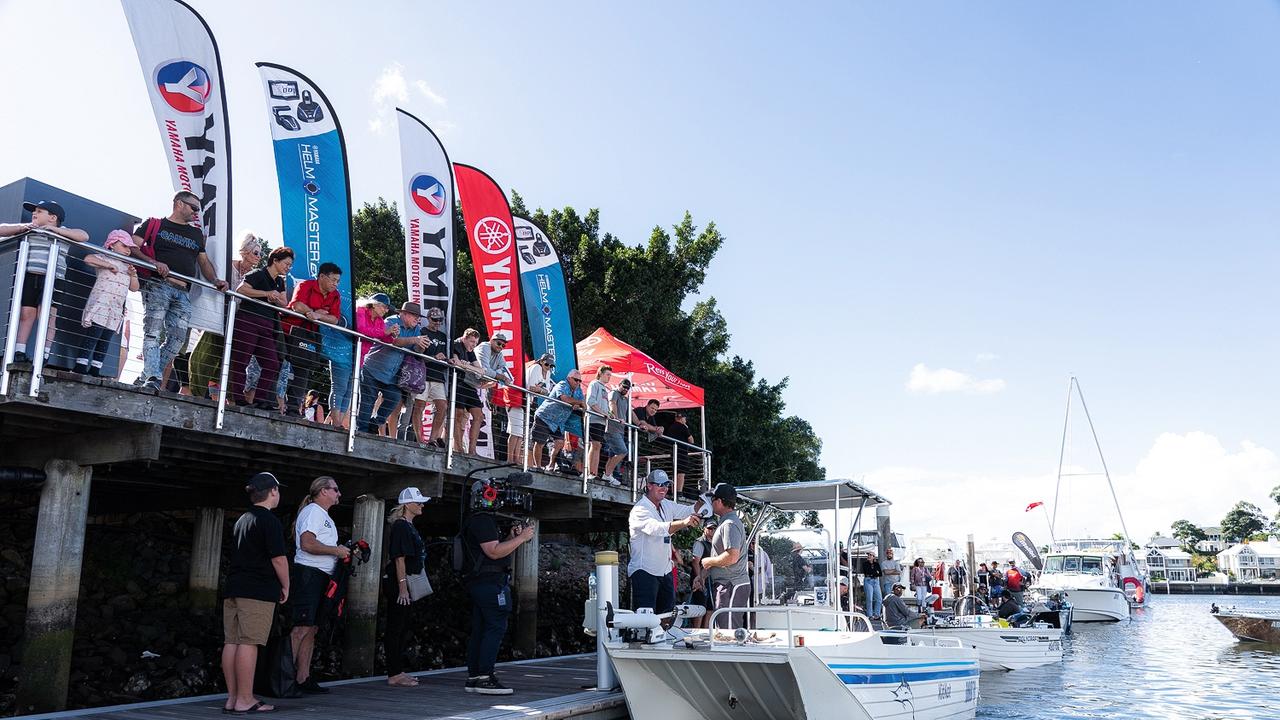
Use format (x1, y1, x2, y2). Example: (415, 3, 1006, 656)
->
(368, 63, 450, 134)
(906, 364, 1005, 395)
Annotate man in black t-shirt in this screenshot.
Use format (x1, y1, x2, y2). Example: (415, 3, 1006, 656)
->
(221, 472, 289, 714)
(461, 481, 535, 695)
(134, 191, 228, 390)
(632, 399, 664, 441)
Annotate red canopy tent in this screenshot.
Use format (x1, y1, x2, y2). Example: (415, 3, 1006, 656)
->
(575, 327, 704, 408)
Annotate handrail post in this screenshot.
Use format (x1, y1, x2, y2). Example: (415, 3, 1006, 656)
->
(582, 411, 590, 494)
(522, 388, 532, 472)
(671, 440, 678, 494)
(214, 297, 239, 430)
(1, 238, 32, 396)
(28, 238, 59, 397)
(629, 426, 638, 502)
(347, 339, 362, 453)
(446, 369, 458, 469)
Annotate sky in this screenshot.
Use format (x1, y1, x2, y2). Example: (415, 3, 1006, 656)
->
(3, 0, 1280, 549)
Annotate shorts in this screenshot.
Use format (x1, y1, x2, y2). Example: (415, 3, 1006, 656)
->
(588, 422, 608, 442)
(530, 416, 560, 446)
(416, 380, 447, 402)
(20, 272, 59, 308)
(223, 597, 275, 645)
(507, 407, 527, 437)
(456, 384, 483, 410)
(290, 564, 332, 627)
(603, 432, 628, 458)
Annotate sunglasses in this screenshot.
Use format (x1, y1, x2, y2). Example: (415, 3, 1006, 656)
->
(182, 200, 201, 213)
(648, 481, 671, 487)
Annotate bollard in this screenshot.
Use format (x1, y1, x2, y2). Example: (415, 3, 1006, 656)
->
(594, 551, 619, 691)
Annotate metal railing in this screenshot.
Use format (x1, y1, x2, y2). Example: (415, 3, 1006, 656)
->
(0, 231, 712, 494)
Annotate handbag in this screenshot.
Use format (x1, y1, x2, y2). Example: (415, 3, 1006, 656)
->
(398, 355, 427, 395)
(406, 570, 433, 601)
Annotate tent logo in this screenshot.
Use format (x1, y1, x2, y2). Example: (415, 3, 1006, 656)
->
(155, 61, 212, 114)
(473, 216, 511, 254)
(410, 174, 447, 216)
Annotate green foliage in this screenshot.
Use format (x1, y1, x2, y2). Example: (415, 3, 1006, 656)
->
(1221, 501, 1268, 544)
(352, 198, 407, 304)
(1108, 532, 1139, 550)
(1170, 520, 1207, 551)
(1191, 553, 1218, 577)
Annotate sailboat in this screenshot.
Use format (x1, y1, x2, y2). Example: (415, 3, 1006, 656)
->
(1029, 377, 1148, 623)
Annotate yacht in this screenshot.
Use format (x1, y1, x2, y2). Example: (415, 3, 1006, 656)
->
(604, 479, 980, 720)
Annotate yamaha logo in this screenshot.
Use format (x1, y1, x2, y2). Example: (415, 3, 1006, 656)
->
(473, 216, 512, 255)
(410, 174, 448, 216)
(155, 60, 212, 114)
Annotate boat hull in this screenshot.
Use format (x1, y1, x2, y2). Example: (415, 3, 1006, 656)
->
(1213, 613, 1280, 643)
(1032, 585, 1127, 622)
(921, 625, 1064, 671)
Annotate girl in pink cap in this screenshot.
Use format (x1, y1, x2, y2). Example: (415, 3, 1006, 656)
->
(75, 229, 139, 376)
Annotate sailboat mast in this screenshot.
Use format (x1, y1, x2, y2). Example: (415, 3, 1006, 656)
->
(1051, 377, 1074, 539)
(1073, 377, 1135, 549)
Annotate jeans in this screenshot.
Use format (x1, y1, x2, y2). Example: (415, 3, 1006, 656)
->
(356, 375, 402, 433)
(141, 281, 192, 380)
(329, 361, 353, 413)
(863, 578, 883, 618)
(77, 324, 116, 368)
(629, 570, 675, 614)
(465, 576, 510, 677)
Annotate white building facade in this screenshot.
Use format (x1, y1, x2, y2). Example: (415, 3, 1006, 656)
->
(1216, 541, 1280, 581)
(1195, 526, 1226, 554)
(1142, 546, 1196, 582)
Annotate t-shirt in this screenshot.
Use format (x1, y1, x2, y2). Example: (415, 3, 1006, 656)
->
(421, 327, 449, 383)
(881, 558, 902, 583)
(136, 218, 205, 281)
(282, 279, 342, 335)
(385, 518, 425, 576)
(665, 420, 694, 445)
(363, 316, 421, 384)
(239, 268, 284, 320)
(464, 512, 509, 579)
(526, 363, 551, 409)
(294, 502, 338, 574)
(884, 593, 914, 627)
(606, 388, 628, 434)
(707, 511, 749, 587)
(1006, 568, 1025, 591)
(224, 505, 287, 602)
(23, 230, 69, 279)
(691, 538, 713, 561)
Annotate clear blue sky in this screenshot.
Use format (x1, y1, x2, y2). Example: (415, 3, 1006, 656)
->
(3, 0, 1279, 545)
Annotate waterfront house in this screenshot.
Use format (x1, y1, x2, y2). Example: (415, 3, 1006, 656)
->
(1195, 525, 1226, 554)
(1216, 541, 1280, 581)
(1141, 545, 1196, 582)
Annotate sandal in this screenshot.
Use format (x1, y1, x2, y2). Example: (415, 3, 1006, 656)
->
(230, 701, 277, 714)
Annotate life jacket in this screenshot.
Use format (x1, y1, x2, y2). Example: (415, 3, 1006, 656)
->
(1006, 568, 1025, 591)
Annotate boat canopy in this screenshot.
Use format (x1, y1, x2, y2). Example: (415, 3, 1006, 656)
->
(738, 478, 891, 512)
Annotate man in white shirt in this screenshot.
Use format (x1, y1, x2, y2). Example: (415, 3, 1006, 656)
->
(627, 469, 702, 613)
(290, 476, 351, 694)
(522, 354, 555, 467)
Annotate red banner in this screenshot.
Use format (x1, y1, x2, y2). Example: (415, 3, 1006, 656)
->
(454, 164, 524, 407)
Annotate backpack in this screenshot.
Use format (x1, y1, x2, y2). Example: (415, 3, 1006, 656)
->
(134, 218, 162, 279)
(451, 516, 484, 576)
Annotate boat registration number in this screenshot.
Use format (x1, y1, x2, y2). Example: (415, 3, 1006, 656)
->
(964, 680, 977, 703)
(1050, 641, 1062, 651)
(1271, 621, 1280, 629)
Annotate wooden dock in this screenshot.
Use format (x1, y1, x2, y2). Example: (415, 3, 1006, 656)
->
(11, 655, 625, 720)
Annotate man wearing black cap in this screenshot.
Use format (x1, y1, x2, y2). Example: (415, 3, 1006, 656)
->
(1, 201, 89, 364)
(699, 483, 750, 629)
(220, 472, 289, 714)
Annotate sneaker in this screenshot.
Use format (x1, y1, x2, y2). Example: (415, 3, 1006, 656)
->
(472, 675, 512, 695)
(585, 474, 599, 483)
(464, 676, 483, 693)
(299, 677, 329, 694)
(142, 376, 162, 390)
(608, 477, 622, 487)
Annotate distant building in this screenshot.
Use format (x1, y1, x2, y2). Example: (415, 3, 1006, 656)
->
(1147, 536, 1180, 550)
(1196, 526, 1226, 554)
(1141, 546, 1196, 582)
(1216, 540, 1280, 581)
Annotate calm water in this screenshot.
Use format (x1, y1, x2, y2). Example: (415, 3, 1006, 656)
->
(977, 594, 1280, 719)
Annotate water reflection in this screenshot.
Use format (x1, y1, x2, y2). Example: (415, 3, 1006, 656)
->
(976, 594, 1280, 719)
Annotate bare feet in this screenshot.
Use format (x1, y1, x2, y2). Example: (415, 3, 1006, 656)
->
(387, 673, 418, 687)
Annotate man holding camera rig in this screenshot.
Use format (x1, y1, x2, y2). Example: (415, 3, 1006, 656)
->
(461, 479, 536, 695)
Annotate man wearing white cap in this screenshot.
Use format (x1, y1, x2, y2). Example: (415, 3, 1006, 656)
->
(627, 469, 702, 613)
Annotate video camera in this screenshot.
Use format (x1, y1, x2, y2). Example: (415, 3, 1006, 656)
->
(471, 472, 534, 514)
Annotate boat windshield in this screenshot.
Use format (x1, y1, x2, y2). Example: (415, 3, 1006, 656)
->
(1062, 556, 1081, 572)
(1044, 556, 1064, 573)
(1081, 557, 1104, 575)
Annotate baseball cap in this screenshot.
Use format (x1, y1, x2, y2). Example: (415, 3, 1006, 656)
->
(397, 487, 431, 504)
(645, 469, 672, 486)
(536, 352, 555, 366)
(245, 472, 284, 492)
(491, 332, 508, 345)
(370, 292, 392, 307)
(711, 482, 737, 503)
(426, 307, 445, 321)
(892, 583, 906, 591)
(23, 200, 66, 225)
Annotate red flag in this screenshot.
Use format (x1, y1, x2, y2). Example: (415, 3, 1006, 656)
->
(1025, 501, 1044, 512)
(454, 164, 523, 407)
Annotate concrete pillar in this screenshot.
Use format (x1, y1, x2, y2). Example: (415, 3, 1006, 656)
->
(189, 507, 225, 613)
(342, 494, 385, 676)
(514, 521, 540, 656)
(876, 504, 891, 563)
(16, 459, 92, 714)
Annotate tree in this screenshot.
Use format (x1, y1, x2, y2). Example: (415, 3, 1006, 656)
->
(1108, 532, 1138, 550)
(1170, 520, 1207, 552)
(351, 198, 408, 304)
(1221, 501, 1268, 544)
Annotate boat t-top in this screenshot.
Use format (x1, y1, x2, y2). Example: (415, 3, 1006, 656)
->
(603, 478, 980, 720)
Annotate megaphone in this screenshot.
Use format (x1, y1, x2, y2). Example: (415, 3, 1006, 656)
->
(697, 493, 715, 518)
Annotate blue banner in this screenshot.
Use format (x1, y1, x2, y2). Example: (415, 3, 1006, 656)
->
(514, 215, 576, 382)
(255, 63, 354, 327)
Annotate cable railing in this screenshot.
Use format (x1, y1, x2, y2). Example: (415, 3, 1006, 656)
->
(0, 230, 712, 494)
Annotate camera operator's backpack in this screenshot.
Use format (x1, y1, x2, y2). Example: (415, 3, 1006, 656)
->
(451, 517, 484, 576)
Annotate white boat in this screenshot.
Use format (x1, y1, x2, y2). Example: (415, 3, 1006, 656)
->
(920, 614, 1064, 671)
(604, 479, 980, 720)
(1036, 377, 1147, 622)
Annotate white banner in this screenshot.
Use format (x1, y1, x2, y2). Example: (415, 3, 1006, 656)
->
(121, 0, 231, 332)
(397, 109, 455, 333)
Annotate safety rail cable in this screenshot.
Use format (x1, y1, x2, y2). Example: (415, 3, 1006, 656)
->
(0, 232, 711, 479)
